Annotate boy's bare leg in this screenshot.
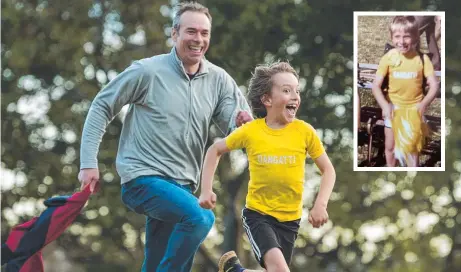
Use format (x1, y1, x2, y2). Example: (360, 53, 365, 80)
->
(384, 127, 396, 167)
(407, 153, 419, 167)
(263, 248, 290, 272)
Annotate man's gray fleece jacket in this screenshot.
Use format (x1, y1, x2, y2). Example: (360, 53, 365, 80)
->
(80, 48, 251, 191)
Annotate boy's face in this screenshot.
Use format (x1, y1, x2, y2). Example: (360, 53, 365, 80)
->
(392, 29, 415, 54)
(263, 72, 300, 124)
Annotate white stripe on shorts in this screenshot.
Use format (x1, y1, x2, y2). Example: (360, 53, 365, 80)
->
(241, 209, 262, 260)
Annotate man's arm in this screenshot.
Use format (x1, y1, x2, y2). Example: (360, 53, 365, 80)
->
(79, 61, 150, 190)
(212, 72, 253, 136)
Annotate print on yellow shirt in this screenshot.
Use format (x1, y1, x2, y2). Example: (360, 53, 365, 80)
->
(376, 48, 434, 106)
(225, 118, 325, 222)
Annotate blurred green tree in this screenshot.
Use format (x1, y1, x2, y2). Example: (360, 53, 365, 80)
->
(2, 0, 461, 271)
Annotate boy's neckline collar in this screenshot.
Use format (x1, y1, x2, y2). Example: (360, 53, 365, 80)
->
(261, 118, 295, 134)
(397, 49, 418, 58)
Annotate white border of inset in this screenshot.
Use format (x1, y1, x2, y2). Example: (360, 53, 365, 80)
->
(353, 11, 445, 172)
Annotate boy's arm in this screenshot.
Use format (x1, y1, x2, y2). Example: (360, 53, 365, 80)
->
(312, 153, 336, 208)
(200, 122, 248, 209)
(419, 55, 439, 112)
(199, 139, 231, 209)
(373, 56, 393, 119)
(309, 153, 336, 228)
(303, 122, 335, 227)
(371, 75, 390, 110)
(420, 75, 438, 110)
(201, 139, 230, 193)
(372, 74, 393, 121)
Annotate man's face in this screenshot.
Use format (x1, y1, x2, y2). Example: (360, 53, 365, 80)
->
(172, 11, 211, 70)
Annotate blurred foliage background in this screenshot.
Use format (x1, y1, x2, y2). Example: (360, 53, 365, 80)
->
(2, 0, 461, 271)
(356, 16, 442, 166)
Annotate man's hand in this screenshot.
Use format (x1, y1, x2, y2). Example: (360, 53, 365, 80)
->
(236, 111, 253, 127)
(199, 191, 217, 209)
(308, 204, 329, 228)
(78, 168, 100, 194)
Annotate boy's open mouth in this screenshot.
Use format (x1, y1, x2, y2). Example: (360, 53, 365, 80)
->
(286, 104, 297, 116)
(397, 44, 410, 51)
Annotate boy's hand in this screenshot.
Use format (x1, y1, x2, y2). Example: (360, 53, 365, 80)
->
(382, 103, 393, 120)
(199, 191, 217, 209)
(308, 205, 329, 228)
(416, 103, 427, 117)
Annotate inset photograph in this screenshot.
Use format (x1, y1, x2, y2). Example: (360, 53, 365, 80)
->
(354, 12, 445, 171)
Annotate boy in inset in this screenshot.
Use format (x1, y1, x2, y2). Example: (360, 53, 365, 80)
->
(372, 16, 439, 167)
(199, 62, 336, 271)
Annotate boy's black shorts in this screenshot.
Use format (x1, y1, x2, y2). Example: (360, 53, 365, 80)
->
(241, 208, 300, 268)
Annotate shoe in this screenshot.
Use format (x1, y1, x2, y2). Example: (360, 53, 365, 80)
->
(218, 251, 261, 272)
(218, 251, 241, 272)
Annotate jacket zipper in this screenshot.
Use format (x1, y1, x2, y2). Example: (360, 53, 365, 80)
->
(185, 79, 193, 140)
(182, 64, 205, 141)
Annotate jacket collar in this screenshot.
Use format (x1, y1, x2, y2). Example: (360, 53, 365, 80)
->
(170, 47, 209, 78)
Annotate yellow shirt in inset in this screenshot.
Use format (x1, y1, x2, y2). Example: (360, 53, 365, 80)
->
(376, 49, 434, 106)
(225, 118, 325, 222)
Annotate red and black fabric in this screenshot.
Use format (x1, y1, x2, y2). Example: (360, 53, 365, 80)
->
(1, 186, 91, 272)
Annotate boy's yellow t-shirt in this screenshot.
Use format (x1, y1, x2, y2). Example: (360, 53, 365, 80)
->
(376, 48, 434, 106)
(225, 118, 325, 222)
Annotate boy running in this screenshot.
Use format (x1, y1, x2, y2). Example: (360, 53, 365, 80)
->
(199, 62, 336, 272)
